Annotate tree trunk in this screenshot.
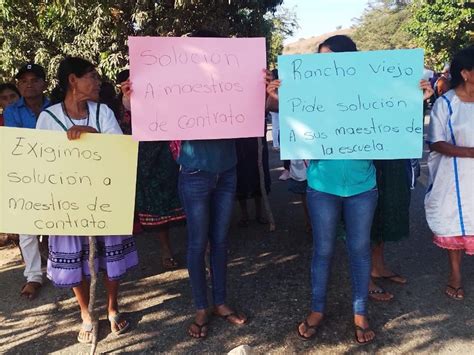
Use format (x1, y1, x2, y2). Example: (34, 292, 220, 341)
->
(88, 236, 99, 355)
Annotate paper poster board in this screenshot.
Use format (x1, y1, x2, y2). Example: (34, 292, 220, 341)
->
(0, 127, 138, 235)
(128, 36, 266, 141)
(277, 49, 424, 159)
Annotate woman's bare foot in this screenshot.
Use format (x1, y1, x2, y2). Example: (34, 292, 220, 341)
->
(188, 309, 210, 338)
(369, 279, 394, 301)
(214, 304, 247, 325)
(354, 315, 375, 344)
(371, 269, 407, 284)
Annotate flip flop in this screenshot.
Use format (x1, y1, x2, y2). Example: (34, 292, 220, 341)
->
(297, 319, 320, 341)
(368, 287, 394, 302)
(354, 325, 375, 345)
(372, 273, 407, 284)
(161, 257, 179, 270)
(77, 322, 94, 344)
(188, 321, 209, 339)
(108, 313, 130, 335)
(445, 285, 464, 300)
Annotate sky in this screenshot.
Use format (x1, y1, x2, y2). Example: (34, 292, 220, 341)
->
(282, 0, 369, 44)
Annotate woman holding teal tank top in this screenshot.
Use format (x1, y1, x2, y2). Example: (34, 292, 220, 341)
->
(267, 35, 377, 344)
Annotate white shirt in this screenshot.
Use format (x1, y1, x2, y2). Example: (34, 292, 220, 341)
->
(36, 101, 122, 134)
(425, 90, 474, 237)
(289, 159, 309, 181)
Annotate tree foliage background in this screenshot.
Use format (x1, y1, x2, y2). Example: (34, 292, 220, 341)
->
(0, 0, 298, 84)
(353, 0, 473, 70)
(353, 0, 414, 51)
(406, 0, 473, 69)
(1, 0, 472, 83)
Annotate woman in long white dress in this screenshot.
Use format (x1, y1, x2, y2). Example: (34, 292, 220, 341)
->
(425, 45, 474, 300)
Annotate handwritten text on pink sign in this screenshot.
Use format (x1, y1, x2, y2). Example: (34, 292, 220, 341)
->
(128, 37, 266, 141)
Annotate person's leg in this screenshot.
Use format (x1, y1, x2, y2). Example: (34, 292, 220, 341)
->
(19, 234, 43, 299)
(446, 250, 464, 299)
(72, 279, 93, 342)
(279, 160, 291, 180)
(371, 242, 406, 284)
(104, 277, 129, 332)
(368, 242, 394, 301)
(178, 168, 212, 337)
(156, 225, 178, 269)
(209, 167, 246, 324)
(297, 188, 340, 339)
(343, 188, 378, 343)
(271, 112, 280, 149)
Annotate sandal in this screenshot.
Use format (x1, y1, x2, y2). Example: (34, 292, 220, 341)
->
(108, 313, 130, 335)
(445, 285, 464, 300)
(297, 319, 321, 341)
(161, 257, 179, 270)
(77, 322, 94, 344)
(188, 321, 209, 339)
(371, 273, 407, 284)
(354, 325, 375, 345)
(20, 282, 42, 300)
(368, 287, 394, 302)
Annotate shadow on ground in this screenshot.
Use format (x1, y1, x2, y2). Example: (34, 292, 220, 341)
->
(1, 134, 474, 354)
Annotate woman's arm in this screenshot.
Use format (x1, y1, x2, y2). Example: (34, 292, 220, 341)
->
(430, 141, 474, 158)
(420, 79, 434, 101)
(265, 79, 280, 112)
(120, 79, 132, 111)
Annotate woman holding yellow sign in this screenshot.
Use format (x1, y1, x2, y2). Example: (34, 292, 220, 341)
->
(36, 57, 138, 344)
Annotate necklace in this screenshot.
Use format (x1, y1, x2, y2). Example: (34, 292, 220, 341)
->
(62, 102, 90, 127)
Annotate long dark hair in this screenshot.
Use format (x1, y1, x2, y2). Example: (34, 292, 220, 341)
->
(0, 83, 20, 97)
(318, 35, 357, 53)
(450, 45, 474, 89)
(54, 57, 96, 103)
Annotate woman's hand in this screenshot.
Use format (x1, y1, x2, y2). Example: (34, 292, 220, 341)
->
(266, 79, 281, 101)
(420, 79, 434, 101)
(67, 126, 98, 140)
(120, 79, 132, 111)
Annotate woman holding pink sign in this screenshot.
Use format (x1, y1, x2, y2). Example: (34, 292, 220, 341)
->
(173, 30, 248, 339)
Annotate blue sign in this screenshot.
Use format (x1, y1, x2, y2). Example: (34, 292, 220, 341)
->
(277, 49, 424, 159)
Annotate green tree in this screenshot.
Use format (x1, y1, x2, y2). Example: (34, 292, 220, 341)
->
(406, 0, 473, 70)
(0, 0, 284, 83)
(266, 6, 299, 68)
(353, 0, 415, 51)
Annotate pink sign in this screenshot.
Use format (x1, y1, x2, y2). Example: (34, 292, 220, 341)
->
(128, 36, 267, 141)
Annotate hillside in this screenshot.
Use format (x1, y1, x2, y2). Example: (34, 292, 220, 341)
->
(283, 28, 354, 54)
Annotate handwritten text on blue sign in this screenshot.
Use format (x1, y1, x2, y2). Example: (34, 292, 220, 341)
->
(277, 49, 424, 159)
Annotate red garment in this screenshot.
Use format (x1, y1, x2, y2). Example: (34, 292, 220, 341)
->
(0, 113, 4, 126)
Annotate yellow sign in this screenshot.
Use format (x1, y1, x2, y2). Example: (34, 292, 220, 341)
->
(0, 127, 138, 236)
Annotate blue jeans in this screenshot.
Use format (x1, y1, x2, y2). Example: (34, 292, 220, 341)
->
(178, 166, 236, 310)
(307, 187, 378, 316)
